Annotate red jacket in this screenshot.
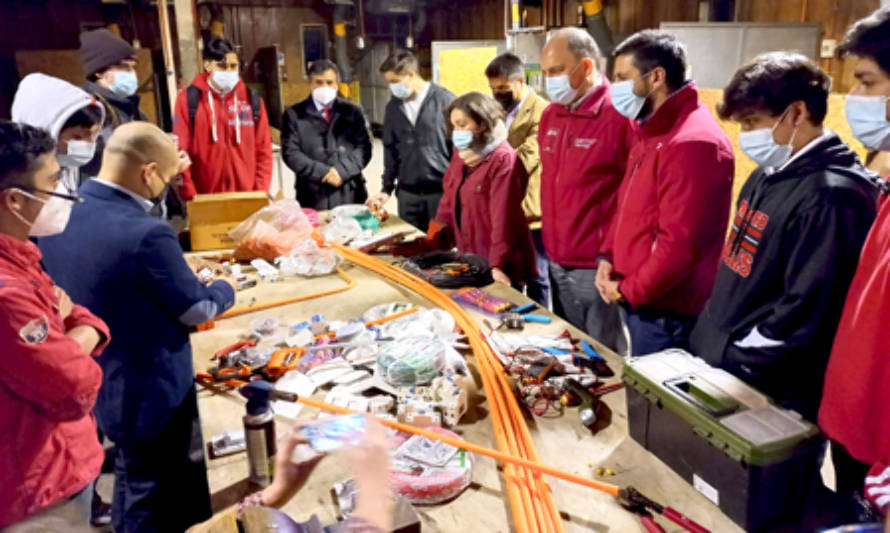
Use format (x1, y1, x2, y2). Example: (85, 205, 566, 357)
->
(435, 141, 536, 283)
(819, 194, 890, 465)
(0, 234, 109, 528)
(538, 76, 636, 268)
(601, 83, 734, 315)
(173, 73, 273, 201)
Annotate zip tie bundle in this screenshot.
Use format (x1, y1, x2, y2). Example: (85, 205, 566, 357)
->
(333, 244, 565, 533)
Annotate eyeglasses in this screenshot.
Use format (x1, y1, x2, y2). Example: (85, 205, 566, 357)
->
(10, 186, 83, 204)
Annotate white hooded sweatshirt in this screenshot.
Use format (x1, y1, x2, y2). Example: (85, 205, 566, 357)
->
(12, 73, 105, 191)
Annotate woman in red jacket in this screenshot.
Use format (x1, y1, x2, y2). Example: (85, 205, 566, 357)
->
(434, 92, 535, 286)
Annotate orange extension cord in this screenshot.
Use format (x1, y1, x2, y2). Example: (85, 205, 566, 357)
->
(333, 244, 568, 533)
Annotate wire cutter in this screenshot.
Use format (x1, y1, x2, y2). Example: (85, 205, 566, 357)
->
(618, 487, 711, 533)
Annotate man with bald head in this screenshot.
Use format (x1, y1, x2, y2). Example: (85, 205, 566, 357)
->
(538, 27, 635, 352)
(39, 121, 236, 532)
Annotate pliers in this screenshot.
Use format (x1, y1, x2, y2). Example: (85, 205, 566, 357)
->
(618, 487, 711, 533)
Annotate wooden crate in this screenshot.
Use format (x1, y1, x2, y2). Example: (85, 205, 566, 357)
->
(187, 191, 270, 251)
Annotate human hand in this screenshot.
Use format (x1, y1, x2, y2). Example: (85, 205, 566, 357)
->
(176, 150, 191, 175)
(491, 267, 511, 286)
(365, 192, 389, 209)
(261, 424, 325, 508)
(595, 260, 613, 302)
(347, 416, 393, 531)
(323, 167, 343, 187)
(55, 286, 73, 320)
(459, 149, 482, 167)
(600, 279, 621, 304)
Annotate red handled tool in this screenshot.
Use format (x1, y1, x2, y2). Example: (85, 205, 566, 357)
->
(618, 487, 711, 533)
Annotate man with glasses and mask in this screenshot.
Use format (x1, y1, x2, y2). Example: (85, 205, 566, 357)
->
(537, 27, 635, 352)
(596, 30, 733, 356)
(0, 121, 109, 531)
(39, 121, 237, 532)
(689, 52, 877, 428)
(820, 6, 890, 516)
(174, 35, 273, 201)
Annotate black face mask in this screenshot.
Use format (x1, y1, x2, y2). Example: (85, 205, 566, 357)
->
(494, 91, 519, 114)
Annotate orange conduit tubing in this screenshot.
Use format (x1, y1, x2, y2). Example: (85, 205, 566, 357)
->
(210, 267, 356, 324)
(297, 394, 622, 497)
(332, 245, 567, 532)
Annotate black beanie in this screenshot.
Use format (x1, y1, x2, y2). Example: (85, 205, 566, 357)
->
(79, 29, 135, 77)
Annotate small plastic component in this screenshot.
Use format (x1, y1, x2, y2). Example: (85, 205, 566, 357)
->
(210, 429, 246, 457)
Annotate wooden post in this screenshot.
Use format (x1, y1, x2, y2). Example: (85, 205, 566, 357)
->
(157, 0, 178, 120)
(173, 0, 202, 89)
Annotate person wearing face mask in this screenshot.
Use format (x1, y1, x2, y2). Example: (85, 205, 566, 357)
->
(38, 122, 237, 533)
(0, 121, 110, 531)
(173, 35, 273, 201)
(12, 73, 105, 194)
(426, 91, 535, 286)
(820, 6, 890, 514)
(596, 30, 733, 357)
(366, 49, 455, 232)
(79, 28, 146, 179)
(282, 59, 372, 209)
(686, 52, 878, 430)
(485, 53, 550, 307)
(537, 27, 636, 352)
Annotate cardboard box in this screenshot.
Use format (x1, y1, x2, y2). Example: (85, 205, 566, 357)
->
(188, 191, 270, 251)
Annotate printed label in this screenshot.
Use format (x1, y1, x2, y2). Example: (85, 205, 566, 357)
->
(19, 316, 49, 344)
(693, 473, 720, 505)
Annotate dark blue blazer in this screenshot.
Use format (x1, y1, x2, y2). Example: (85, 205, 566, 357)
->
(39, 180, 234, 443)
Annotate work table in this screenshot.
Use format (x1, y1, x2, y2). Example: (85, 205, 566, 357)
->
(189, 216, 743, 533)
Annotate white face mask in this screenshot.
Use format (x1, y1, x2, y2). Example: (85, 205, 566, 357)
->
(312, 86, 338, 106)
(738, 110, 796, 169)
(9, 182, 75, 237)
(845, 94, 890, 151)
(56, 139, 96, 168)
(545, 63, 582, 106)
(211, 70, 239, 93)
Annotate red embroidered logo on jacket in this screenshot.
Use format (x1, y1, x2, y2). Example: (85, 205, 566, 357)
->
(722, 199, 769, 277)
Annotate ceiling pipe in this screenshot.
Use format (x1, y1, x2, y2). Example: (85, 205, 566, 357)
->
(333, 4, 354, 82)
(582, 0, 614, 58)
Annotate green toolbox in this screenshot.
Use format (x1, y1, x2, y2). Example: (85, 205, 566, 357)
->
(623, 349, 823, 532)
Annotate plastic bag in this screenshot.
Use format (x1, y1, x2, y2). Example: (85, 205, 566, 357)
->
(229, 200, 314, 261)
(376, 336, 446, 387)
(275, 239, 341, 277)
(321, 215, 364, 244)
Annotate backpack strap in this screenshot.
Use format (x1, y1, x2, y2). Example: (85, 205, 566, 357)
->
(247, 88, 261, 124)
(186, 85, 202, 131)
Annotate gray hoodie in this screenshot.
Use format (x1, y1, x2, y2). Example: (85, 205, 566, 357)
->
(12, 73, 105, 191)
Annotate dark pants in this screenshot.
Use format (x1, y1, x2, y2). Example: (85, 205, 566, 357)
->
(831, 441, 871, 498)
(620, 307, 695, 356)
(111, 389, 211, 533)
(549, 262, 625, 353)
(525, 229, 550, 309)
(396, 189, 443, 233)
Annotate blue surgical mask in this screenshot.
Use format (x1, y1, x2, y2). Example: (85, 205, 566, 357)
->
(109, 71, 138, 97)
(845, 94, 890, 151)
(545, 63, 581, 106)
(452, 130, 474, 150)
(389, 81, 412, 99)
(211, 70, 239, 93)
(738, 112, 795, 169)
(610, 72, 652, 120)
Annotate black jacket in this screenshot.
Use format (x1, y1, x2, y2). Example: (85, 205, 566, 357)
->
(689, 133, 879, 420)
(382, 83, 455, 195)
(282, 96, 372, 209)
(80, 81, 146, 179)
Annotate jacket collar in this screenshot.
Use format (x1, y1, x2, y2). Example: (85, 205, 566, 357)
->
(0, 232, 42, 272)
(551, 75, 610, 118)
(641, 82, 699, 137)
(81, 179, 153, 212)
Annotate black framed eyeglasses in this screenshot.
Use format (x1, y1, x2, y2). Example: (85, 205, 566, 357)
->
(13, 187, 83, 204)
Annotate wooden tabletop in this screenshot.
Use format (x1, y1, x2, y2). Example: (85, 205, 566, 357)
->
(188, 216, 743, 533)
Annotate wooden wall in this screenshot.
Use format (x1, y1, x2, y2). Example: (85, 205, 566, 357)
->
(218, 4, 328, 109)
(738, 0, 880, 92)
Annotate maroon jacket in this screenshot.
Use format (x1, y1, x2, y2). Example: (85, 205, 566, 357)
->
(0, 233, 109, 528)
(435, 141, 535, 283)
(538, 76, 636, 268)
(601, 83, 734, 315)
